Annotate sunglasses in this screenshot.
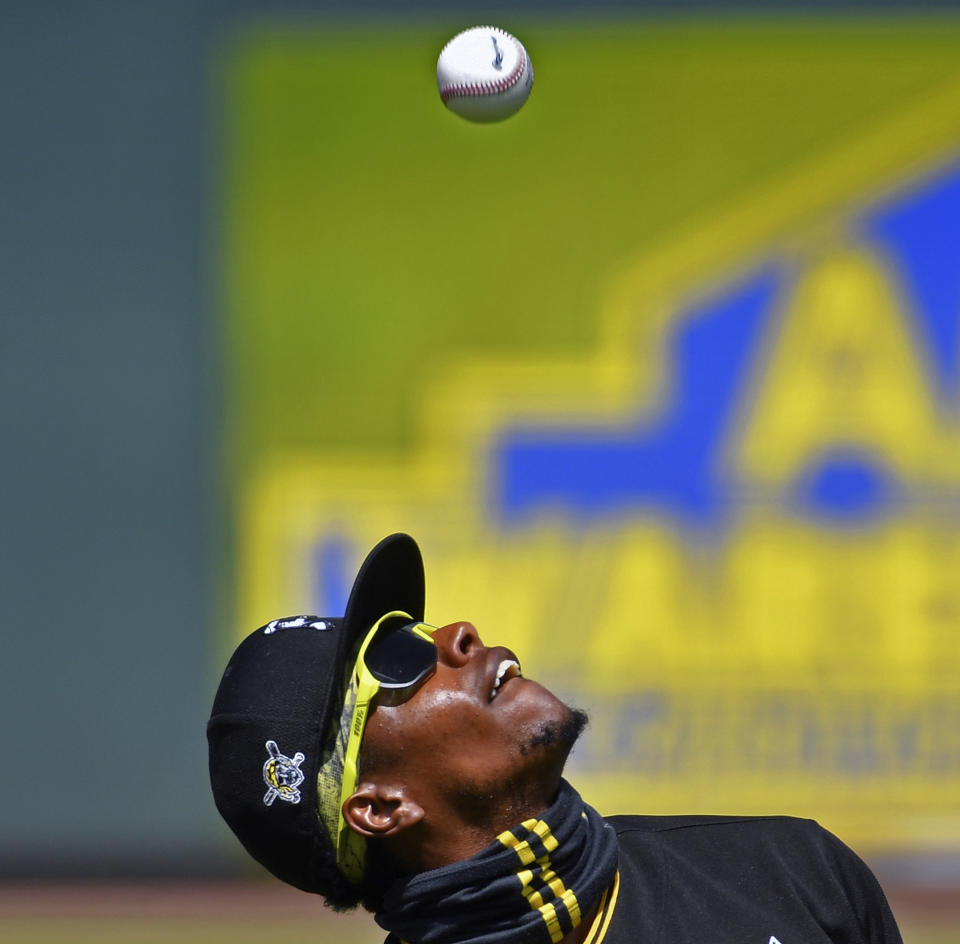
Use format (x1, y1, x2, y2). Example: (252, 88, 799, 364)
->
(336, 610, 438, 882)
(361, 612, 438, 706)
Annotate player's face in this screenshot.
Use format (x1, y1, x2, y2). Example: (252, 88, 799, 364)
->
(361, 621, 585, 823)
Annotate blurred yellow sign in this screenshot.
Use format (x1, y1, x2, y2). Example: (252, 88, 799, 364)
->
(227, 31, 960, 853)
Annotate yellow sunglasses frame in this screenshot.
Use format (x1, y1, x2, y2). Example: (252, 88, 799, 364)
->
(335, 610, 437, 883)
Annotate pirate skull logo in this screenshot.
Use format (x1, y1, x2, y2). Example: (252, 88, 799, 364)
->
(262, 739, 306, 806)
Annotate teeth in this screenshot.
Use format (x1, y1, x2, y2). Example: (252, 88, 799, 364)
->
(489, 659, 522, 701)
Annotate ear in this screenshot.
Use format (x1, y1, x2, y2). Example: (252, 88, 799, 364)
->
(343, 780, 424, 839)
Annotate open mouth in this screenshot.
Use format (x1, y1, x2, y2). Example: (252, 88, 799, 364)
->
(489, 658, 522, 701)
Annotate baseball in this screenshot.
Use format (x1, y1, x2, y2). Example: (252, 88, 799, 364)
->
(436, 26, 534, 123)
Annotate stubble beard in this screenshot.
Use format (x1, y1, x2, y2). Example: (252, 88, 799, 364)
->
(453, 705, 590, 832)
(520, 705, 589, 757)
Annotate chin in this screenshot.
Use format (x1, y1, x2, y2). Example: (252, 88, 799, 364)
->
(504, 678, 587, 751)
(522, 704, 589, 757)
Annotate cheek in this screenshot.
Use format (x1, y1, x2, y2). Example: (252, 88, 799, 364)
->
(369, 694, 510, 777)
(411, 690, 502, 750)
(365, 680, 569, 781)
(368, 690, 483, 757)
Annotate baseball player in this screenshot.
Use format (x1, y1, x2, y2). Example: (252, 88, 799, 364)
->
(208, 533, 903, 944)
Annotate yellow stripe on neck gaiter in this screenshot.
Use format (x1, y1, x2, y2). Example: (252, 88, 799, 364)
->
(497, 819, 581, 942)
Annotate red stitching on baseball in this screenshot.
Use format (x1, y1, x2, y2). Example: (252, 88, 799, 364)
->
(439, 33, 527, 102)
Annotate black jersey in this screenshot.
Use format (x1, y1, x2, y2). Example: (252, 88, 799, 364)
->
(586, 815, 902, 944)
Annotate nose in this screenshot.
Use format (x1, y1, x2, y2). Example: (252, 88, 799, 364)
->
(433, 621, 484, 668)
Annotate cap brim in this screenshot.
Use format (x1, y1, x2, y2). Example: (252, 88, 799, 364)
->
(341, 533, 425, 651)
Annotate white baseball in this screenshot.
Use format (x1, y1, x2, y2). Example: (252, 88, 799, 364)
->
(436, 26, 534, 123)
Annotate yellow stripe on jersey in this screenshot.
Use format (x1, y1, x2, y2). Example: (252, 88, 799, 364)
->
(583, 871, 621, 944)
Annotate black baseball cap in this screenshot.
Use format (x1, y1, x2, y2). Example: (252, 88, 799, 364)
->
(207, 533, 425, 893)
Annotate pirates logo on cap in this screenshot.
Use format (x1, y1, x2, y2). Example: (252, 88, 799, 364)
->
(262, 739, 306, 806)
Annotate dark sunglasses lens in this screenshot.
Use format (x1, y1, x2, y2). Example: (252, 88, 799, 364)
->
(365, 620, 436, 687)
